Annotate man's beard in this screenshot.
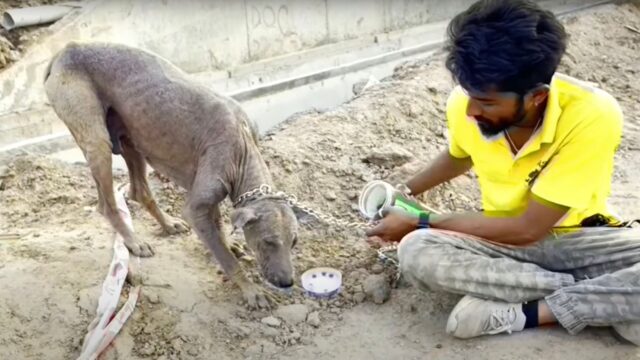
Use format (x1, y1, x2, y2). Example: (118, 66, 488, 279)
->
(475, 99, 527, 139)
(476, 119, 510, 138)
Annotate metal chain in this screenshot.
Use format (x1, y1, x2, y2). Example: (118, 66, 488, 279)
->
(286, 200, 370, 230)
(234, 184, 369, 230)
(377, 244, 400, 267)
(234, 184, 401, 268)
(233, 184, 274, 207)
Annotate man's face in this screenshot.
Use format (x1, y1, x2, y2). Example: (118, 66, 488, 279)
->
(464, 88, 526, 138)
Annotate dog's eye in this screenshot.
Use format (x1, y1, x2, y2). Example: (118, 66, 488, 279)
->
(263, 236, 279, 245)
(292, 235, 298, 249)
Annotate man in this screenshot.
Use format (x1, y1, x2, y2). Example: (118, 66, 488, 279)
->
(366, 0, 640, 344)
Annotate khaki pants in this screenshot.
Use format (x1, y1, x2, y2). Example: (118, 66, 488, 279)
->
(398, 227, 640, 335)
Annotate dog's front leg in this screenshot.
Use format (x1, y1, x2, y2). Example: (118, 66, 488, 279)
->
(184, 172, 271, 309)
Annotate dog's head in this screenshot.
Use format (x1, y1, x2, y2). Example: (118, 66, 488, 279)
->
(231, 197, 298, 289)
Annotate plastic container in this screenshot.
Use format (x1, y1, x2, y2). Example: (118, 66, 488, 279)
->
(301, 267, 342, 299)
(358, 180, 426, 220)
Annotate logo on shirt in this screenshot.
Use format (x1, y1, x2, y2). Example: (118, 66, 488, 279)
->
(526, 159, 551, 186)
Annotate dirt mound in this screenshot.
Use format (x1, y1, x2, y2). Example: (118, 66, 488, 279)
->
(261, 56, 480, 220)
(0, 156, 91, 228)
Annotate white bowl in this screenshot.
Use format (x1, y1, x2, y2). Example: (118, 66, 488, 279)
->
(301, 267, 342, 299)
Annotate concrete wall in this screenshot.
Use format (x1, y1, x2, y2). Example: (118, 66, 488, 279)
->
(0, 0, 608, 150)
(0, 0, 489, 116)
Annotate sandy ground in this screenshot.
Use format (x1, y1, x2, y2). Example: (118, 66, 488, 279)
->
(1, 2, 640, 360)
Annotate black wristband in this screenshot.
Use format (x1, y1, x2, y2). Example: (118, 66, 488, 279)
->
(417, 211, 430, 229)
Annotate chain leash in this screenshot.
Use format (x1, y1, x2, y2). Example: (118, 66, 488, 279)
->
(234, 184, 371, 230)
(234, 184, 401, 267)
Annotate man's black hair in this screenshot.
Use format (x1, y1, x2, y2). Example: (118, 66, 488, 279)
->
(445, 0, 567, 95)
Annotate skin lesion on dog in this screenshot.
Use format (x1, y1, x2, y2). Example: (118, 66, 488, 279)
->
(44, 41, 300, 308)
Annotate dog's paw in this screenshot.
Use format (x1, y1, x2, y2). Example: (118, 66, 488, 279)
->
(126, 240, 155, 257)
(162, 216, 190, 235)
(229, 241, 254, 263)
(242, 285, 277, 310)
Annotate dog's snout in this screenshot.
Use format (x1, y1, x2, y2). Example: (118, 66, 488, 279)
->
(266, 269, 294, 289)
(278, 278, 294, 288)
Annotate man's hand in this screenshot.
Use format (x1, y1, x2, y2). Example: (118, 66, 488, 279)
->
(365, 206, 419, 244)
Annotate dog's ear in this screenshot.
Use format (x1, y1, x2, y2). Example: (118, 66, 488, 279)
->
(231, 207, 260, 234)
(291, 205, 317, 226)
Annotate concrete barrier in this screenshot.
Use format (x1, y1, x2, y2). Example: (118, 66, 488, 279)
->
(0, 0, 612, 155)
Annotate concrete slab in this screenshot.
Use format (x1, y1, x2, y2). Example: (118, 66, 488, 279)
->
(0, 0, 615, 159)
(48, 147, 129, 171)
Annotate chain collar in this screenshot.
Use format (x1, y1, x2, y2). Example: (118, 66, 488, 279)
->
(232, 184, 269, 208)
(232, 184, 297, 208)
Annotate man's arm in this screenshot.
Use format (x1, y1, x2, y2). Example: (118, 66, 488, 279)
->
(405, 150, 473, 195)
(429, 195, 568, 245)
(366, 195, 568, 245)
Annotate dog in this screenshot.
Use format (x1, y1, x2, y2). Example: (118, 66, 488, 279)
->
(44, 42, 299, 308)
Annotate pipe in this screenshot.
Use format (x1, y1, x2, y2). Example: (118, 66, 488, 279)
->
(0, 3, 82, 31)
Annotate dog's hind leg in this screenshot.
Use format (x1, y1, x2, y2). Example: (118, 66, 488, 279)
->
(117, 127, 190, 235)
(44, 72, 154, 257)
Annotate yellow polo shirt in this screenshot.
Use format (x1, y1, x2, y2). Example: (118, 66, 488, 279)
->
(446, 73, 623, 227)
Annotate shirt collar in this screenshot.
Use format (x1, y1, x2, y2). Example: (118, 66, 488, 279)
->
(540, 74, 562, 144)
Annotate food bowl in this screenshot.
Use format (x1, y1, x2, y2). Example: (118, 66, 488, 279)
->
(300, 267, 342, 299)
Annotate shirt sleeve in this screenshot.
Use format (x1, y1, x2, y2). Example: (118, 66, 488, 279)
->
(531, 101, 622, 209)
(446, 87, 470, 159)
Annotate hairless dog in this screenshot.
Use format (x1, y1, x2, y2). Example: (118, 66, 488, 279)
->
(44, 42, 299, 308)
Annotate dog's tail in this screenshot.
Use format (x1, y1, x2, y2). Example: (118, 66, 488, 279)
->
(43, 51, 59, 83)
(43, 41, 81, 83)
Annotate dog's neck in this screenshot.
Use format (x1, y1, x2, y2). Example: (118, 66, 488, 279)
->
(229, 139, 273, 204)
